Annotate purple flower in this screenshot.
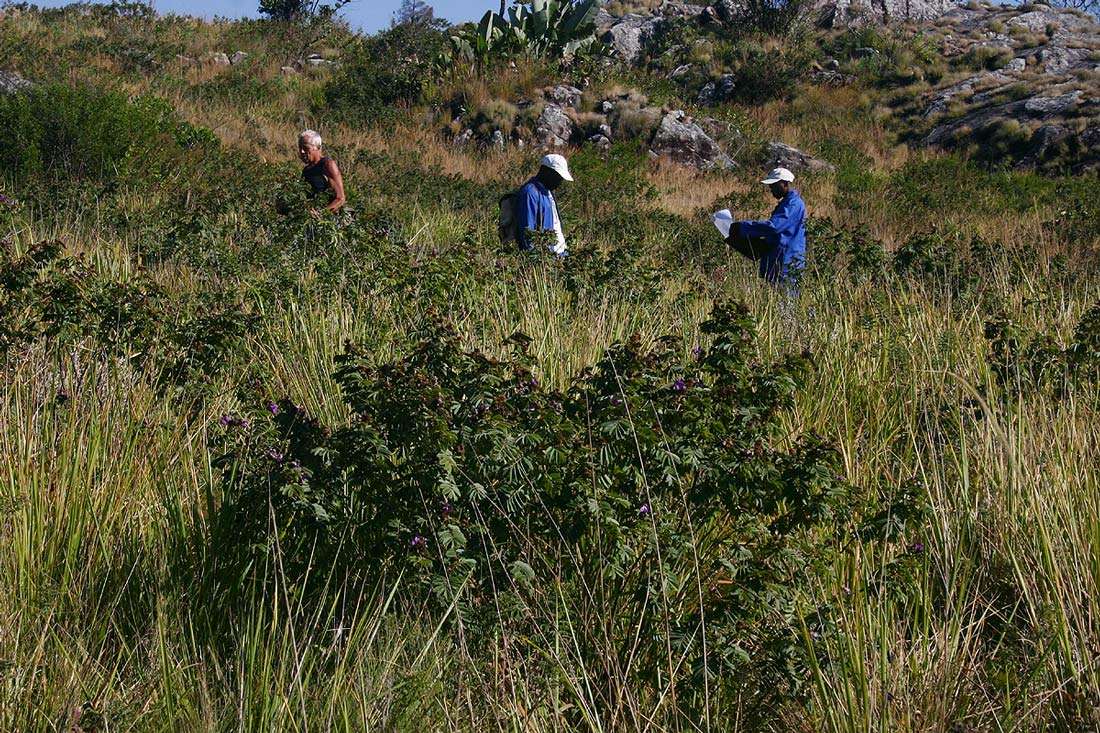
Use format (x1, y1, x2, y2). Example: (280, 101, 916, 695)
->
(440, 501, 453, 518)
(267, 449, 284, 462)
(268, 402, 280, 415)
(219, 414, 232, 427)
(672, 378, 686, 393)
(610, 395, 623, 406)
(410, 534, 427, 550)
(908, 541, 925, 554)
(638, 503, 651, 517)
(691, 346, 703, 360)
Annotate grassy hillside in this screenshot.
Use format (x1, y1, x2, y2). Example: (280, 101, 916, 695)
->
(1, 2, 1099, 730)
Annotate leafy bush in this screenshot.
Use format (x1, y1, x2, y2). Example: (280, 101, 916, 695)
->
(713, 38, 812, 104)
(0, 238, 255, 391)
(323, 20, 449, 121)
(805, 217, 887, 280)
(0, 83, 215, 188)
(984, 302, 1100, 395)
(215, 302, 924, 717)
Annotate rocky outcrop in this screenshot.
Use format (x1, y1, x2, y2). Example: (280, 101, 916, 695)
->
(599, 12, 661, 64)
(0, 70, 32, 94)
(766, 142, 835, 174)
(815, 0, 960, 28)
(915, 4, 1100, 172)
(650, 110, 736, 170)
(597, 1, 710, 63)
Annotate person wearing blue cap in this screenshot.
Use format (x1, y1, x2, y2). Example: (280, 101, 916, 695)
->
(727, 167, 806, 288)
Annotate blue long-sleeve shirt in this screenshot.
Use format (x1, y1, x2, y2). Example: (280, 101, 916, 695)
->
(739, 190, 806, 284)
(515, 179, 567, 254)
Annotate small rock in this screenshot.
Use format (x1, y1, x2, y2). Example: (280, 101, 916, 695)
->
(852, 47, 879, 59)
(670, 64, 694, 80)
(811, 70, 856, 86)
(599, 100, 615, 114)
(766, 142, 835, 173)
(204, 52, 230, 66)
(588, 134, 612, 149)
(544, 84, 582, 109)
(453, 129, 474, 147)
(280, 66, 298, 76)
(697, 74, 737, 106)
(598, 123, 612, 138)
(0, 70, 32, 94)
(1005, 57, 1026, 72)
(491, 129, 506, 151)
(230, 51, 249, 65)
(825, 57, 840, 71)
(536, 104, 576, 147)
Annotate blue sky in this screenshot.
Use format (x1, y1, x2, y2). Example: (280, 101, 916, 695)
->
(35, 0, 502, 31)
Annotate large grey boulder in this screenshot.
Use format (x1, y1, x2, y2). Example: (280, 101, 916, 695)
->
(536, 104, 576, 147)
(1036, 45, 1091, 75)
(0, 70, 32, 94)
(815, 0, 958, 27)
(766, 142, 835, 174)
(600, 13, 662, 64)
(1023, 91, 1082, 117)
(649, 110, 735, 170)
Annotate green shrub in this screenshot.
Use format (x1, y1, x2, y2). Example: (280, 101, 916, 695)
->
(713, 39, 811, 104)
(984, 302, 1100, 396)
(323, 20, 449, 121)
(957, 44, 1013, 72)
(215, 301, 924, 718)
(0, 83, 207, 187)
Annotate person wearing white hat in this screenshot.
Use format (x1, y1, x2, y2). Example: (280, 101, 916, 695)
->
(726, 166, 806, 287)
(512, 153, 573, 256)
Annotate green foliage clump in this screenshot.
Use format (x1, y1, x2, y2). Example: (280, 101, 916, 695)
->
(0, 83, 214, 188)
(805, 217, 887, 280)
(448, 0, 602, 69)
(215, 301, 924, 716)
(0, 238, 255, 392)
(984, 303, 1100, 396)
(323, 20, 449, 121)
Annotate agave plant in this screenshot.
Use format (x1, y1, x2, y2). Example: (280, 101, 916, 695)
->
(448, 0, 602, 68)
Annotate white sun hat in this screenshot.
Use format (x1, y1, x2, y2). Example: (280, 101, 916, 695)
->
(760, 167, 795, 185)
(540, 153, 574, 182)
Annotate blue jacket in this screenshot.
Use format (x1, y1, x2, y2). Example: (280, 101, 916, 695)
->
(739, 190, 806, 283)
(515, 179, 566, 254)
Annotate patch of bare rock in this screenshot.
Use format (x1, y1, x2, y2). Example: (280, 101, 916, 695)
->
(916, 3, 1100, 171)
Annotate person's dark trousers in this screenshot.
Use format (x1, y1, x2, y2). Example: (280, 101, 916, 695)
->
(727, 229, 774, 261)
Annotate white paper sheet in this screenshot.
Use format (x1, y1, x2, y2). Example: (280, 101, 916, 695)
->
(712, 209, 734, 239)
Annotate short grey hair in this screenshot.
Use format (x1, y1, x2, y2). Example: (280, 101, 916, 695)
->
(298, 129, 322, 148)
